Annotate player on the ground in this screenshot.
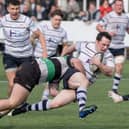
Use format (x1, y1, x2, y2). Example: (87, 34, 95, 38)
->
(96, 0, 129, 94)
(0, 55, 97, 119)
(11, 32, 114, 118)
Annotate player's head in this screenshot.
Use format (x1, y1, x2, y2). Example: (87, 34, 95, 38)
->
(50, 9, 64, 29)
(7, 0, 20, 20)
(113, 0, 124, 14)
(96, 32, 112, 52)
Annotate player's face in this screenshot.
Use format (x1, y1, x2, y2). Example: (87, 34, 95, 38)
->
(7, 4, 20, 20)
(51, 15, 62, 29)
(114, 1, 123, 15)
(96, 37, 110, 52)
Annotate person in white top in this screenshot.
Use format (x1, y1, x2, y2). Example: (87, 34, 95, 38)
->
(10, 32, 114, 119)
(32, 9, 69, 100)
(0, 0, 47, 96)
(96, 0, 129, 94)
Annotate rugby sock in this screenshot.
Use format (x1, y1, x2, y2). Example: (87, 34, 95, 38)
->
(76, 87, 87, 111)
(41, 89, 50, 100)
(112, 73, 121, 91)
(27, 99, 51, 111)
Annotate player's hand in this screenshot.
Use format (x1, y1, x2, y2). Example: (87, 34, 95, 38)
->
(90, 56, 101, 67)
(109, 31, 116, 37)
(71, 58, 85, 75)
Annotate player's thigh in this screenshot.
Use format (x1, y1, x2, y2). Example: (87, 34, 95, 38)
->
(114, 55, 125, 65)
(50, 90, 75, 108)
(68, 72, 89, 89)
(9, 83, 30, 107)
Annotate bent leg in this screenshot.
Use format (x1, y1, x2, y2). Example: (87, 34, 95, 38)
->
(26, 90, 75, 112)
(112, 55, 125, 93)
(68, 72, 98, 118)
(49, 90, 75, 108)
(68, 72, 89, 89)
(0, 83, 30, 112)
(68, 72, 89, 110)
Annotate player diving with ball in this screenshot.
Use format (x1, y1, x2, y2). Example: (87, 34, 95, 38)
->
(7, 32, 115, 119)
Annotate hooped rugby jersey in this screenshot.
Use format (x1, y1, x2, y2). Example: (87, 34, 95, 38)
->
(34, 21, 68, 57)
(75, 41, 114, 83)
(99, 11, 129, 49)
(0, 14, 37, 57)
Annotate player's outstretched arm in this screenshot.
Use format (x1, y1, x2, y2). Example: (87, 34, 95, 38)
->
(98, 63, 114, 76)
(61, 44, 76, 56)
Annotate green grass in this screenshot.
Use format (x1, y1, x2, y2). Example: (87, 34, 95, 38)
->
(0, 55, 129, 129)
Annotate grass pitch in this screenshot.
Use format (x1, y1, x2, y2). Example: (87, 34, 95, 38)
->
(0, 55, 129, 129)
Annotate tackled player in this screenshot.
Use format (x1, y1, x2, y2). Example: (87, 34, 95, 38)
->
(10, 32, 114, 119)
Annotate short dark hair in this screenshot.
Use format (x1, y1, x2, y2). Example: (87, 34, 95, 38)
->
(7, 0, 20, 6)
(96, 32, 112, 41)
(100, 0, 110, 6)
(50, 9, 64, 18)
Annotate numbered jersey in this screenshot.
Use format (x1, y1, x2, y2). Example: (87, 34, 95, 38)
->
(75, 41, 114, 83)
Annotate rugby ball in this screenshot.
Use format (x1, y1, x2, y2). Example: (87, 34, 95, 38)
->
(90, 52, 104, 73)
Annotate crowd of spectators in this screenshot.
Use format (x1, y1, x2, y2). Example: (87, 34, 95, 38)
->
(0, 0, 115, 22)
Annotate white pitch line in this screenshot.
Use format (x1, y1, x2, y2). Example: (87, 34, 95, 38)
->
(0, 80, 8, 83)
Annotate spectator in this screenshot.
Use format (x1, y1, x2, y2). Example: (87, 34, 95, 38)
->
(66, 0, 80, 20)
(29, 0, 37, 17)
(18, 0, 25, 13)
(35, 4, 45, 21)
(0, 2, 6, 17)
(22, 1, 31, 17)
(40, 0, 56, 20)
(77, 10, 88, 21)
(48, 5, 58, 18)
(86, 1, 100, 21)
(99, 0, 112, 19)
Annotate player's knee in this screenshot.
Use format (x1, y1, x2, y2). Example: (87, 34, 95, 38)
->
(77, 73, 89, 86)
(8, 99, 18, 109)
(115, 64, 123, 73)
